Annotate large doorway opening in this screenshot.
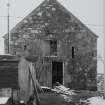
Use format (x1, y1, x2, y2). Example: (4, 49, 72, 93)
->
(52, 61, 63, 86)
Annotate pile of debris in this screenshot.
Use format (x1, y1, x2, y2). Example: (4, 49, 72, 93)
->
(41, 84, 77, 103)
(41, 84, 102, 105)
(53, 85, 76, 95)
(52, 85, 76, 102)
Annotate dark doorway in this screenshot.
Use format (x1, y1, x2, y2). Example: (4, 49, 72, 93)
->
(52, 61, 63, 86)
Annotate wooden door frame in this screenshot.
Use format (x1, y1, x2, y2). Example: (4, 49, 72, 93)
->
(51, 61, 64, 86)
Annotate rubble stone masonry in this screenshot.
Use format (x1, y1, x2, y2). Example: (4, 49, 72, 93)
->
(4, 0, 97, 90)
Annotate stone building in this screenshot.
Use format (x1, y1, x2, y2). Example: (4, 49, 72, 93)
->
(4, 0, 98, 90)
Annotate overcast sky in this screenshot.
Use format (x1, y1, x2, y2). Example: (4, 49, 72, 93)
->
(0, 0, 104, 73)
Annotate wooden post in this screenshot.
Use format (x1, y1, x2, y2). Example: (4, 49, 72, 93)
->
(103, 0, 105, 97)
(7, 3, 10, 54)
(11, 88, 14, 104)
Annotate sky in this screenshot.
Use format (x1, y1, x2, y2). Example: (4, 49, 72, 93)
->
(0, 0, 104, 73)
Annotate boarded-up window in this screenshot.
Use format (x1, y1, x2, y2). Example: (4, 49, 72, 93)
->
(50, 40, 57, 56)
(40, 40, 57, 57)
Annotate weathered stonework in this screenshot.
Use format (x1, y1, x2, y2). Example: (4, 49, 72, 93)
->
(4, 0, 98, 90)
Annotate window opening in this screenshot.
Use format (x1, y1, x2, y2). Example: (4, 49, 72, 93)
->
(50, 40, 57, 56)
(72, 47, 75, 58)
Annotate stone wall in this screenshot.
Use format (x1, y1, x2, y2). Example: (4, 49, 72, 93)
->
(4, 0, 97, 90)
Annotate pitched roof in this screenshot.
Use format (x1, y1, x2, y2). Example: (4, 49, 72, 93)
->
(4, 0, 98, 38)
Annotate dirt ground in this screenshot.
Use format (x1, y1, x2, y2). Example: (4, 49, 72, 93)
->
(38, 91, 100, 105)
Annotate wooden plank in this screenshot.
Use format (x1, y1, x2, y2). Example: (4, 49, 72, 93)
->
(0, 62, 18, 89)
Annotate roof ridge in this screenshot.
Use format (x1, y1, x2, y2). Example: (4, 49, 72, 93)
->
(45, 0, 57, 1)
